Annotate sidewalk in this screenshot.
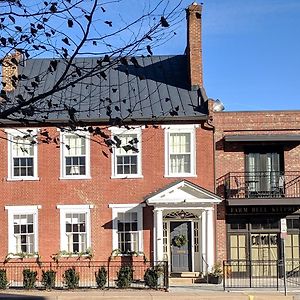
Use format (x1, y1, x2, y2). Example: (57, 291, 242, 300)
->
(0, 286, 299, 300)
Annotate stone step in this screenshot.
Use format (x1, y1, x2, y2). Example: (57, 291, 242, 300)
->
(170, 272, 201, 278)
(169, 277, 197, 285)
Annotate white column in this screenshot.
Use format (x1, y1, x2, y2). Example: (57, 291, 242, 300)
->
(201, 210, 207, 273)
(153, 208, 164, 261)
(206, 208, 214, 271)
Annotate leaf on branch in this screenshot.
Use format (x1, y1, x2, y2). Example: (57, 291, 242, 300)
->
(112, 88, 117, 93)
(9, 15, 16, 24)
(103, 55, 110, 62)
(37, 23, 44, 30)
(11, 57, 19, 66)
(93, 41, 97, 46)
(62, 37, 70, 46)
(130, 57, 140, 68)
(102, 151, 108, 158)
(120, 57, 128, 66)
(114, 106, 120, 112)
(104, 21, 112, 27)
(48, 60, 58, 72)
(145, 35, 152, 41)
(100, 71, 107, 80)
(160, 16, 169, 27)
(68, 19, 73, 28)
(85, 14, 92, 21)
(50, 3, 57, 13)
(15, 26, 22, 32)
(146, 45, 153, 56)
(31, 27, 38, 36)
(101, 6, 105, 12)
(0, 37, 6, 47)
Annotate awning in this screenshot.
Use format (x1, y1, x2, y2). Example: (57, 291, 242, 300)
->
(224, 134, 300, 142)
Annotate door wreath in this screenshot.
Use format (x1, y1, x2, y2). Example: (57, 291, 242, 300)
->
(173, 234, 188, 247)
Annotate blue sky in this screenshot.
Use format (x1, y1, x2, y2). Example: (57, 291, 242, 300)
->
(128, 0, 300, 112)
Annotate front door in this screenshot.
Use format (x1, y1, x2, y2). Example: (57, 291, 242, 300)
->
(170, 221, 192, 272)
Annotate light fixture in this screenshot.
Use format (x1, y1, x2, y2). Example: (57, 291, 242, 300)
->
(212, 99, 225, 112)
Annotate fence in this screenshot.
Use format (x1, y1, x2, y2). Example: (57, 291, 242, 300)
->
(0, 259, 169, 290)
(223, 260, 300, 290)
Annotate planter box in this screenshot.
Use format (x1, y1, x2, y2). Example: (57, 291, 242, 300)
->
(208, 274, 222, 284)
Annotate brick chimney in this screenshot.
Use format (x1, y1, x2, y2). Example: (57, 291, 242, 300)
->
(1, 50, 22, 92)
(186, 2, 203, 90)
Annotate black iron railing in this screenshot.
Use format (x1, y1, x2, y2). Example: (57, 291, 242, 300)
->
(223, 259, 300, 290)
(0, 259, 169, 290)
(217, 171, 300, 199)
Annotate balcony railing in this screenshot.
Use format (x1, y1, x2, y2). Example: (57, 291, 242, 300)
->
(217, 171, 300, 199)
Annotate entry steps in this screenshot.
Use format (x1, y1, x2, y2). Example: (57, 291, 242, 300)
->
(170, 272, 206, 285)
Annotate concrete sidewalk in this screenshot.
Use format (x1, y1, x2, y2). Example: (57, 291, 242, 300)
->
(0, 288, 298, 300)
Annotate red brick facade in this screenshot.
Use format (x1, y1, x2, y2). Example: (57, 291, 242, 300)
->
(213, 110, 300, 261)
(0, 124, 214, 261)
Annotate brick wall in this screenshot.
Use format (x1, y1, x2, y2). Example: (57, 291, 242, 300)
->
(0, 124, 214, 262)
(213, 110, 300, 261)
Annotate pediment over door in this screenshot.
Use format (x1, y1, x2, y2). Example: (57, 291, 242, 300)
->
(145, 180, 222, 208)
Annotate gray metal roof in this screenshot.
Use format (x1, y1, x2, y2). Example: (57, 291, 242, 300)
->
(3, 55, 208, 124)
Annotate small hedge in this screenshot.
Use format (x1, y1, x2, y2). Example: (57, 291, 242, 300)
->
(41, 270, 56, 290)
(116, 266, 133, 289)
(63, 267, 79, 289)
(23, 269, 37, 289)
(95, 266, 107, 289)
(144, 267, 159, 289)
(0, 269, 8, 289)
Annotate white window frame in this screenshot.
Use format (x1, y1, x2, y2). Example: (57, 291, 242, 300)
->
(109, 203, 145, 254)
(5, 205, 41, 255)
(57, 204, 93, 253)
(60, 131, 91, 179)
(163, 125, 197, 177)
(7, 129, 39, 181)
(110, 127, 143, 179)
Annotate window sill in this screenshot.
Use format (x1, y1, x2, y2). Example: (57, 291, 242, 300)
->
(5, 253, 39, 260)
(6, 177, 40, 182)
(59, 176, 92, 180)
(164, 174, 197, 178)
(111, 175, 144, 179)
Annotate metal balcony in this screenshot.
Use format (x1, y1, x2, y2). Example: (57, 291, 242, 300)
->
(217, 171, 300, 204)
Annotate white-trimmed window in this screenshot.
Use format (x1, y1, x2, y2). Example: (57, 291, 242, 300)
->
(57, 205, 93, 253)
(111, 127, 142, 178)
(164, 125, 196, 177)
(109, 204, 144, 254)
(60, 132, 90, 179)
(7, 129, 38, 180)
(5, 205, 41, 254)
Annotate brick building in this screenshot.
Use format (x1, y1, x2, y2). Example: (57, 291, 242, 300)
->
(0, 3, 221, 275)
(214, 110, 300, 275)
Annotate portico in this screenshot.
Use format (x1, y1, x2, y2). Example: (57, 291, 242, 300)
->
(146, 180, 221, 273)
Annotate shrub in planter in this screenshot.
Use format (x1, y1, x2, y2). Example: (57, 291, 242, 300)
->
(144, 267, 159, 289)
(208, 262, 223, 284)
(23, 269, 37, 289)
(41, 270, 56, 290)
(95, 266, 107, 289)
(63, 268, 79, 289)
(116, 266, 133, 289)
(0, 269, 8, 289)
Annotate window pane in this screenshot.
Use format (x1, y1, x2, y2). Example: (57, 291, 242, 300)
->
(65, 212, 87, 253)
